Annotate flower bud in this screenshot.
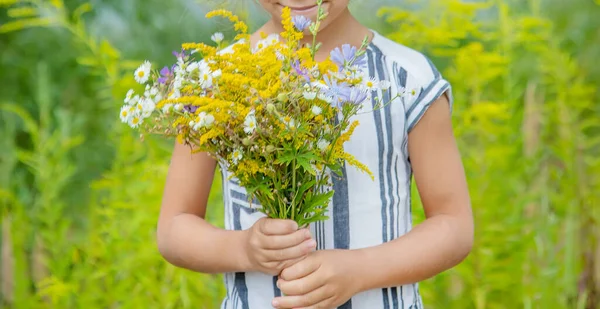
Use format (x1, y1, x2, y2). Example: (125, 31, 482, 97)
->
(266, 103, 276, 113)
(277, 93, 289, 103)
(242, 137, 252, 146)
(266, 145, 276, 153)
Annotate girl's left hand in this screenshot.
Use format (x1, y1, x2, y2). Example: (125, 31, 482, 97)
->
(272, 249, 361, 309)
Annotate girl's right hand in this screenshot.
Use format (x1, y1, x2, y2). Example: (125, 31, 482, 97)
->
(243, 217, 316, 276)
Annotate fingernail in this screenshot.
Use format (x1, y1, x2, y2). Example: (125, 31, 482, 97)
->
(306, 239, 316, 248)
(272, 299, 279, 307)
(304, 229, 311, 238)
(276, 280, 281, 288)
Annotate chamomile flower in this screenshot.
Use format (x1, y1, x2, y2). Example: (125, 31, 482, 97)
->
(140, 97, 155, 118)
(303, 91, 317, 100)
(311, 105, 322, 116)
(363, 77, 379, 91)
(128, 112, 143, 128)
(244, 111, 257, 134)
(317, 93, 333, 104)
(231, 148, 243, 165)
(130, 95, 140, 105)
(119, 106, 133, 123)
(379, 80, 391, 90)
(211, 32, 224, 43)
(199, 69, 213, 89)
(255, 34, 279, 51)
(124, 89, 135, 103)
(134, 60, 151, 84)
(204, 114, 215, 127)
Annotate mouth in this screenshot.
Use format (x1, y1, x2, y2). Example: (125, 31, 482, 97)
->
(278, 3, 322, 15)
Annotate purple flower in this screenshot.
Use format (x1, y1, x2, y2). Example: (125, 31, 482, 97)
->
(345, 87, 369, 105)
(183, 105, 198, 113)
(157, 66, 172, 84)
(173, 49, 187, 59)
(329, 44, 367, 71)
(292, 15, 312, 32)
(323, 75, 352, 107)
(291, 60, 311, 84)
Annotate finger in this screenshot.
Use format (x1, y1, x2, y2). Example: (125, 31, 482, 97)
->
(280, 254, 320, 281)
(271, 285, 331, 309)
(277, 270, 323, 296)
(259, 218, 298, 235)
(263, 228, 312, 249)
(264, 239, 316, 261)
(294, 296, 337, 309)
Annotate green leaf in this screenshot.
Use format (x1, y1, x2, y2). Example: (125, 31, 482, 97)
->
(7, 7, 38, 18)
(73, 2, 92, 20)
(297, 179, 316, 198)
(0, 103, 39, 144)
(0, 17, 54, 33)
(100, 39, 121, 59)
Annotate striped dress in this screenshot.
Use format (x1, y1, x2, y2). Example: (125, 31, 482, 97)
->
(219, 29, 453, 309)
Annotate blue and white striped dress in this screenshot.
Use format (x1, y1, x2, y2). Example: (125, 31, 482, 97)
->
(219, 30, 453, 309)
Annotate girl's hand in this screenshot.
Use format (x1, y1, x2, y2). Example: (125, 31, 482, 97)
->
(243, 217, 316, 276)
(273, 250, 361, 309)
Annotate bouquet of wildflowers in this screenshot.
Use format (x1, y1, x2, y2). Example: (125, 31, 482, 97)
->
(119, 2, 399, 227)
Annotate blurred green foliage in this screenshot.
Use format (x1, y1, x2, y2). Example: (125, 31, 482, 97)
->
(1, 0, 599, 308)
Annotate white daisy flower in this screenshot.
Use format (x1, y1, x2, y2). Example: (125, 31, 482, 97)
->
(128, 112, 143, 128)
(204, 114, 215, 127)
(186, 62, 200, 73)
(266, 33, 280, 45)
(379, 80, 391, 90)
(150, 87, 159, 96)
(244, 111, 257, 134)
(363, 77, 379, 90)
(140, 97, 155, 118)
(211, 32, 224, 43)
(231, 148, 243, 165)
(286, 118, 297, 129)
(199, 69, 213, 89)
(119, 106, 133, 123)
(317, 139, 330, 151)
(130, 95, 140, 105)
(212, 69, 222, 79)
(124, 89, 135, 103)
(134, 60, 151, 84)
(317, 93, 333, 104)
(303, 91, 317, 100)
(311, 105, 322, 116)
(174, 103, 183, 111)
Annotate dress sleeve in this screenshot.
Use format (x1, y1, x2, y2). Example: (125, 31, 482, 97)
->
(403, 58, 453, 133)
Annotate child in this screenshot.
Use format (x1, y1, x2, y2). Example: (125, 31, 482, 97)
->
(156, 1, 474, 308)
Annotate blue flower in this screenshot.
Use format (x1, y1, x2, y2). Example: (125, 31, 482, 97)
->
(292, 60, 311, 84)
(323, 75, 352, 107)
(330, 44, 367, 71)
(345, 87, 369, 105)
(292, 15, 312, 32)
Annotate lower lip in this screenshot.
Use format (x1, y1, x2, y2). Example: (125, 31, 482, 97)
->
(287, 5, 319, 14)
